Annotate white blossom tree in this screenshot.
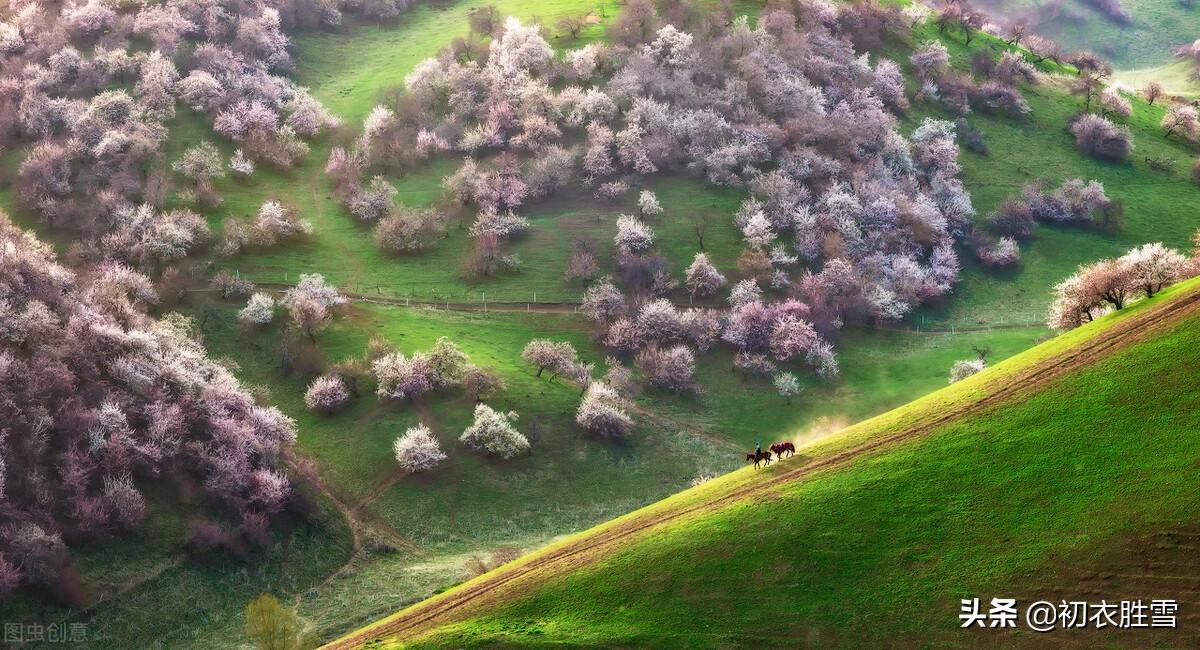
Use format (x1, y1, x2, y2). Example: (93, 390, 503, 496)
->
(773, 373, 803, 404)
(460, 404, 529, 459)
(238, 292, 276, 327)
(741, 211, 776, 250)
(637, 190, 662, 218)
(230, 150, 255, 177)
(253, 201, 313, 246)
(614, 215, 654, 255)
(948, 359, 985, 383)
(728, 279, 762, 308)
(394, 424, 447, 472)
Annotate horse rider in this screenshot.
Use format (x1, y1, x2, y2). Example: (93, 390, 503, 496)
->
(755, 439, 762, 460)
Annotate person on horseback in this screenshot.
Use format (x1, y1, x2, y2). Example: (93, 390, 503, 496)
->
(755, 440, 762, 461)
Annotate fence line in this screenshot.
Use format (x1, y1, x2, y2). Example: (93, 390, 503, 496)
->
(199, 272, 1048, 334)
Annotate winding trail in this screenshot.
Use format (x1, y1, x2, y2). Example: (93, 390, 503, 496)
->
(285, 449, 424, 610)
(323, 285, 1200, 649)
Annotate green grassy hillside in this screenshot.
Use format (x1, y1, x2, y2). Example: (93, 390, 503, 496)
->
(903, 23, 1200, 327)
(341, 277, 1200, 648)
(1115, 58, 1200, 98)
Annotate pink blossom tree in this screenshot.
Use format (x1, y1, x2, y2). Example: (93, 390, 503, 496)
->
(576, 382, 634, 438)
(636, 345, 697, 393)
(305, 375, 351, 414)
(522, 340, 579, 378)
(685, 253, 726, 298)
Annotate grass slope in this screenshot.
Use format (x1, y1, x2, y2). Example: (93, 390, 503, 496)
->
(1115, 58, 1200, 98)
(345, 277, 1200, 648)
(975, 0, 1200, 69)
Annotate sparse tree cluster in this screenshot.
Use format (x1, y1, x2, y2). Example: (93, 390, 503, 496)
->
(1008, 178, 1118, 230)
(575, 278, 839, 401)
(375, 206, 448, 254)
(912, 40, 1034, 117)
(976, 178, 1119, 266)
(373, 336, 498, 408)
(1048, 243, 1193, 328)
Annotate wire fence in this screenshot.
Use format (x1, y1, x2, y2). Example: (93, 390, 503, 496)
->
(207, 268, 1048, 332)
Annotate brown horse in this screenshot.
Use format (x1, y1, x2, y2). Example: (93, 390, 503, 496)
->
(770, 442, 796, 459)
(745, 450, 773, 469)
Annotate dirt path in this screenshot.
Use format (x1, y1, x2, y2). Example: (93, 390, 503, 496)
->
(337, 399, 440, 556)
(285, 450, 424, 608)
(322, 285, 1200, 649)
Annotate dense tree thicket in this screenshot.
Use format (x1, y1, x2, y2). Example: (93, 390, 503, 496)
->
(0, 213, 298, 597)
(1, 0, 344, 270)
(343, 3, 978, 325)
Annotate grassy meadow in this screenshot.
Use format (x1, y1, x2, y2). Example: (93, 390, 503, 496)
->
(974, 0, 1200, 69)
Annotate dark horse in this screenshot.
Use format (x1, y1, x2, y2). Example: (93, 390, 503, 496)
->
(770, 442, 796, 459)
(745, 450, 773, 469)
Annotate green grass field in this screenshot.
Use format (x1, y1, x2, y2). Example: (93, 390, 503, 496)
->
(975, 0, 1200, 69)
(1115, 58, 1200, 97)
(360, 276, 1200, 649)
